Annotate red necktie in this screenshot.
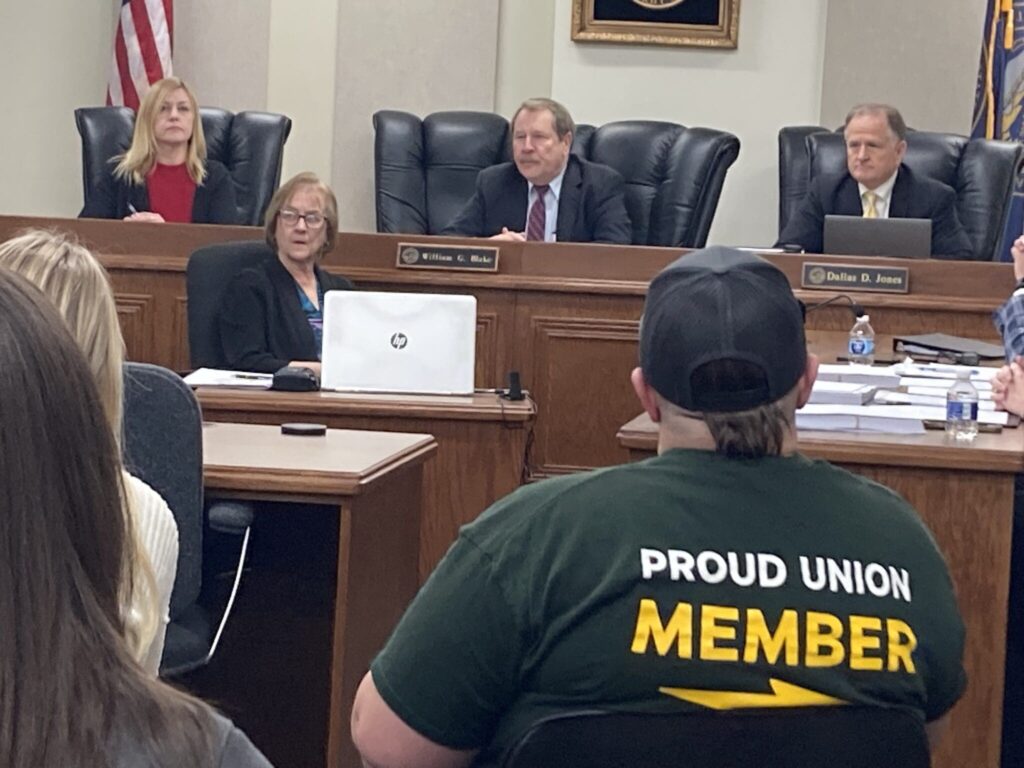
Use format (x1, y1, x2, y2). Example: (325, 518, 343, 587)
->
(526, 185, 549, 241)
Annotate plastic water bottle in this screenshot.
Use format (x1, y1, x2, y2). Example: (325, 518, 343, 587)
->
(847, 314, 875, 365)
(945, 369, 979, 442)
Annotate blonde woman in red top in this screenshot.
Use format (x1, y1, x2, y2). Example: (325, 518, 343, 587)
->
(80, 77, 240, 224)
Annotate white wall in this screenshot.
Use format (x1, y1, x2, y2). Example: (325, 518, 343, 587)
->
(548, 0, 829, 247)
(266, 0, 338, 181)
(175, 0, 271, 113)
(495, 0, 556, 116)
(0, 2, 116, 216)
(820, 0, 986, 134)
(332, 0, 500, 231)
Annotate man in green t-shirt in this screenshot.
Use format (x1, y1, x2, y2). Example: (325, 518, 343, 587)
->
(351, 247, 966, 768)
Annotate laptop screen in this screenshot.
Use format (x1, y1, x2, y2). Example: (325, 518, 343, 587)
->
(823, 215, 932, 259)
(320, 291, 477, 395)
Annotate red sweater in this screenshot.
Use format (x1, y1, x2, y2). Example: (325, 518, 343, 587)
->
(146, 163, 197, 223)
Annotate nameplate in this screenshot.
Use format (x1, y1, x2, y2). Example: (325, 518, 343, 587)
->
(800, 262, 909, 294)
(396, 243, 499, 272)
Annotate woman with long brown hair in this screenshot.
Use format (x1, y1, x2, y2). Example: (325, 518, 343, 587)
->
(0, 229, 176, 675)
(0, 268, 271, 767)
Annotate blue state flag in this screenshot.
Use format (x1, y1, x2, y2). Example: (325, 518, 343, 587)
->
(972, 0, 1024, 261)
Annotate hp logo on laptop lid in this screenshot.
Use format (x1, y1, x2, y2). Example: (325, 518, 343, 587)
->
(390, 332, 408, 350)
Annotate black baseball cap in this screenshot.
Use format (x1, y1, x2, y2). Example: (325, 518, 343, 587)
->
(639, 246, 807, 412)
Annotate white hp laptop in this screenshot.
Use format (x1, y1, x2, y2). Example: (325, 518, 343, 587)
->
(321, 291, 476, 395)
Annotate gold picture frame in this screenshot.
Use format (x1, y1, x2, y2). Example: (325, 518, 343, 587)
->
(572, 0, 740, 49)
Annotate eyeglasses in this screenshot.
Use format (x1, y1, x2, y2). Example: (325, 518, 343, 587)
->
(279, 209, 325, 229)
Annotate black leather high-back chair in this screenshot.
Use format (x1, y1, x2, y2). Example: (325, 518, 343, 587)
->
(122, 362, 252, 676)
(374, 110, 740, 248)
(186, 240, 274, 369)
(75, 106, 292, 225)
(502, 707, 930, 768)
(778, 125, 1024, 261)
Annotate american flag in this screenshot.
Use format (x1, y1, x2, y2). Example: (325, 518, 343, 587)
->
(106, 0, 173, 109)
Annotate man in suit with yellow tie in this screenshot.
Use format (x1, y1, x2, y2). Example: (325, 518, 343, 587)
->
(776, 103, 974, 259)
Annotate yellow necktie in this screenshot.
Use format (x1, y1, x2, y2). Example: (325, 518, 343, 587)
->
(862, 191, 879, 219)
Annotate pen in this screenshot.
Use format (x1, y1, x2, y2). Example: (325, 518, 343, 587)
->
(127, 203, 139, 215)
(914, 364, 982, 376)
(234, 373, 270, 380)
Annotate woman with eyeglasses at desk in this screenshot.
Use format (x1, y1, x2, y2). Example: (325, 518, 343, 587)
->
(218, 171, 354, 374)
(0, 270, 272, 767)
(79, 77, 240, 225)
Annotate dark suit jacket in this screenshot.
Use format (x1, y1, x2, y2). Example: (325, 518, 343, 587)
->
(218, 256, 355, 373)
(79, 159, 241, 225)
(442, 155, 633, 244)
(776, 164, 975, 260)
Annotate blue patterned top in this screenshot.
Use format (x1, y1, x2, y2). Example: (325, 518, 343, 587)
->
(295, 281, 325, 359)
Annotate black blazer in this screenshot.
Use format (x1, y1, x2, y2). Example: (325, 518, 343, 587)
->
(441, 155, 633, 244)
(79, 159, 241, 225)
(218, 256, 355, 373)
(776, 164, 975, 260)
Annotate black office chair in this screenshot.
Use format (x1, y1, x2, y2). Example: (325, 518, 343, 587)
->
(122, 362, 252, 676)
(501, 707, 930, 768)
(75, 106, 292, 225)
(777, 125, 1024, 261)
(186, 241, 275, 369)
(373, 110, 740, 248)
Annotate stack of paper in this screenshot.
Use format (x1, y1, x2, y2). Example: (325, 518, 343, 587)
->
(797, 404, 926, 434)
(797, 403, 1010, 434)
(183, 368, 273, 389)
(816, 363, 901, 388)
(808, 380, 876, 405)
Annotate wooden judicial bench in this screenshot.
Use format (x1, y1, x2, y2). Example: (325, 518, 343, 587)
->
(618, 415, 1019, 768)
(0, 215, 1013, 482)
(201, 422, 436, 768)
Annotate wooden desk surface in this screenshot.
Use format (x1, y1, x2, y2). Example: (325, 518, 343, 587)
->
(193, 420, 435, 768)
(617, 412, 1024, 472)
(197, 388, 536, 423)
(198, 389, 535, 580)
(202, 421, 437, 502)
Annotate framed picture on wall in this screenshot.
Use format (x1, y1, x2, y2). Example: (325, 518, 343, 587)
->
(571, 0, 740, 49)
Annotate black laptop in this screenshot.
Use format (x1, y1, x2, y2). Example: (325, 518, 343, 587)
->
(823, 215, 932, 259)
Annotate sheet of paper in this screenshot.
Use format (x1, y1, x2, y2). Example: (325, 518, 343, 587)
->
(182, 368, 274, 389)
(899, 376, 992, 392)
(903, 385, 993, 402)
(893, 361, 998, 381)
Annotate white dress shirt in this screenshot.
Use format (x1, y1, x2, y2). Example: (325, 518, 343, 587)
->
(858, 169, 899, 218)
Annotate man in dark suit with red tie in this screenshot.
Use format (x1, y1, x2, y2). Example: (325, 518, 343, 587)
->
(776, 103, 974, 260)
(442, 98, 633, 244)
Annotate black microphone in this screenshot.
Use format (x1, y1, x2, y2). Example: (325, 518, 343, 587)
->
(502, 371, 525, 401)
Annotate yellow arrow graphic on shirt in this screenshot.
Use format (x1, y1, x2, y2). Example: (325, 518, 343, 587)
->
(659, 678, 846, 710)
